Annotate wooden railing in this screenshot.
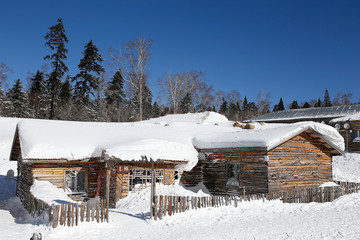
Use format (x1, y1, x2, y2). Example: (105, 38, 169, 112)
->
(152, 181, 360, 220)
(27, 195, 109, 228)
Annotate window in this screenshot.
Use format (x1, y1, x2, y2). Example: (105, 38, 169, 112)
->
(226, 164, 240, 187)
(129, 168, 164, 191)
(352, 130, 360, 142)
(65, 170, 86, 193)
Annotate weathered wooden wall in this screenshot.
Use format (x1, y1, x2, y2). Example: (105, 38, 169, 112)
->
(32, 162, 103, 198)
(337, 121, 360, 152)
(181, 151, 269, 195)
(268, 131, 333, 192)
(16, 162, 34, 213)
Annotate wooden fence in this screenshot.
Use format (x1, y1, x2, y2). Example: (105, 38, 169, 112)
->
(28, 195, 109, 228)
(152, 181, 360, 220)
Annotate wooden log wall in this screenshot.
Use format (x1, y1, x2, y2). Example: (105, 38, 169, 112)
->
(16, 162, 34, 213)
(182, 151, 269, 195)
(268, 131, 333, 192)
(180, 163, 203, 187)
(32, 162, 102, 198)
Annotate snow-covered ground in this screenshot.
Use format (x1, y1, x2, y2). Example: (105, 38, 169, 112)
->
(1, 116, 360, 239)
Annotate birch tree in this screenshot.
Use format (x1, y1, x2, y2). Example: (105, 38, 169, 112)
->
(110, 36, 153, 121)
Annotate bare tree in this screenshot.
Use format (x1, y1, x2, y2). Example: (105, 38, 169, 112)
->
(0, 62, 11, 89)
(227, 90, 242, 105)
(257, 90, 271, 116)
(188, 71, 214, 110)
(214, 90, 226, 112)
(110, 36, 153, 121)
(333, 92, 353, 106)
(158, 72, 187, 113)
(158, 70, 212, 113)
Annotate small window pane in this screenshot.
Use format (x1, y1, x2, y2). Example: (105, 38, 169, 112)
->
(65, 170, 86, 193)
(226, 164, 240, 186)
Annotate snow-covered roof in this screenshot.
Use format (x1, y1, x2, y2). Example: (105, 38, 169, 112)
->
(330, 113, 360, 123)
(13, 112, 344, 171)
(247, 105, 360, 123)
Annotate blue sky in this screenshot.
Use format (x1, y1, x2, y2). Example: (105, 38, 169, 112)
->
(1, 0, 359, 107)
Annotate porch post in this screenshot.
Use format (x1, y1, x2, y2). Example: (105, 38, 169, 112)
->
(150, 159, 156, 219)
(105, 161, 110, 223)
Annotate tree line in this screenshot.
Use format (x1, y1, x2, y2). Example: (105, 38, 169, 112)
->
(0, 19, 358, 122)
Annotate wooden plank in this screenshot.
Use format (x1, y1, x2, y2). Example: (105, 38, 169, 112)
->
(164, 195, 167, 217)
(154, 195, 158, 220)
(71, 203, 75, 227)
(101, 199, 104, 222)
(67, 203, 71, 227)
(159, 195, 163, 220)
(168, 196, 172, 216)
(80, 203, 85, 222)
(75, 203, 79, 226)
(60, 204, 65, 226)
(86, 201, 90, 222)
(96, 200, 100, 223)
(52, 205, 60, 228)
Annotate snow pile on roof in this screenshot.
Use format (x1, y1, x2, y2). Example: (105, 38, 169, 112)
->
(30, 180, 74, 205)
(16, 112, 344, 172)
(330, 113, 360, 123)
(193, 121, 345, 151)
(0, 117, 20, 162)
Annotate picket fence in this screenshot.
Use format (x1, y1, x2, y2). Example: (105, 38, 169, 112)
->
(152, 181, 360, 220)
(28, 195, 109, 228)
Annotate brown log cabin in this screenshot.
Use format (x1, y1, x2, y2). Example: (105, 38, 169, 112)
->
(10, 126, 187, 208)
(182, 128, 344, 195)
(246, 105, 360, 152)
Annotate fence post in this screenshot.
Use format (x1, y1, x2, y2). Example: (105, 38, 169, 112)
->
(159, 195, 163, 220)
(154, 195, 158, 220)
(168, 196, 172, 216)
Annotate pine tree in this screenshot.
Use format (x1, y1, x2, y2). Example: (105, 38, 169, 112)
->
(314, 98, 322, 108)
(289, 100, 299, 109)
(219, 98, 228, 114)
(228, 102, 238, 120)
(7, 79, 28, 117)
(60, 77, 73, 105)
(44, 18, 69, 119)
(73, 40, 105, 104)
(323, 89, 332, 107)
(29, 70, 46, 118)
(180, 93, 193, 113)
(242, 96, 249, 111)
(273, 98, 285, 112)
(153, 101, 161, 117)
(57, 77, 73, 120)
(302, 102, 311, 108)
(105, 70, 125, 105)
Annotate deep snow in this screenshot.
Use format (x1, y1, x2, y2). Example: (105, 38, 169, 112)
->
(0, 115, 359, 239)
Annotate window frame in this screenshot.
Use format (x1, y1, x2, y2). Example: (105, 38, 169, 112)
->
(226, 163, 241, 187)
(64, 168, 88, 194)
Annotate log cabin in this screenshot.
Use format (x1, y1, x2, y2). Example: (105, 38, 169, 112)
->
(329, 113, 360, 152)
(182, 122, 344, 195)
(245, 104, 360, 152)
(9, 112, 345, 208)
(9, 118, 192, 208)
